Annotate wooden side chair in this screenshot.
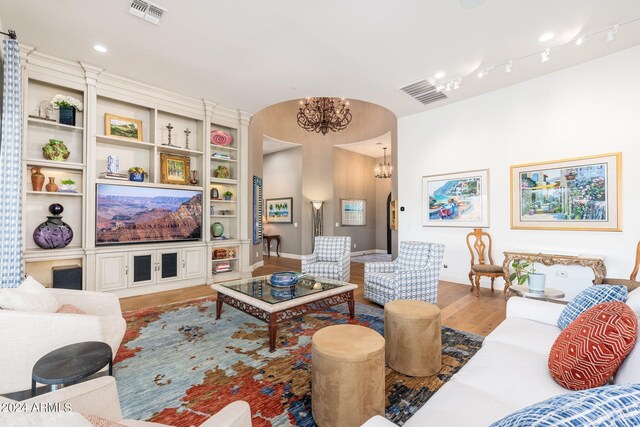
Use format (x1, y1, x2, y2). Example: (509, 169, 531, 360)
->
(466, 228, 506, 297)
(602, 241, 640, 292)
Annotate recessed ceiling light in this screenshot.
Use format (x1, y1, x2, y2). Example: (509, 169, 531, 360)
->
(538, 32, 555, 42)
(434, 71, 446, 79)
(575, 36, 585, 46)
(93, 44, 108, 53)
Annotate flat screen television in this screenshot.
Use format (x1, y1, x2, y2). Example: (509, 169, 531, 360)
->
(96, 184, 202, 246)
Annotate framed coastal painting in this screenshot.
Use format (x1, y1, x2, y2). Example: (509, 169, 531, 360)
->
(341, 199, 366, 226)
(266, 197, 293, 223)
(160, 153, 190, 185)
(422, 169, 489, 227)
(105, 114, 143, 141)
(510, 153, 621, 231)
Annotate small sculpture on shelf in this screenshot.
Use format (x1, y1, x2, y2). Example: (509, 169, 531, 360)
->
(28, 101, 55, 122)
(214, 165, 230, 179)
(30, 167, 45, 191)
(163, 123, 178, 147)
(184, 128, 191, 150)
(33, 203, 74, 249)
(189, 170, 198, 186)
(45, 177, 58, 192)
(51, 94, 83, 126)
(210, 187, 219, 199)
(107, 155, 120, 174)
(42, 139, 70, 161)
(129, 166, 147, 182)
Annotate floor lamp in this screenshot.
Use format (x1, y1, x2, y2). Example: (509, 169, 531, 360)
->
(311, 201, 323, 251)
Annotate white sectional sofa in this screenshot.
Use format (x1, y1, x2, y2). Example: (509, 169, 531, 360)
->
(364, 296, 640, 426)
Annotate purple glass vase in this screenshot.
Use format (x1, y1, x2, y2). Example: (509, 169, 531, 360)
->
(33, 204, 73, 249)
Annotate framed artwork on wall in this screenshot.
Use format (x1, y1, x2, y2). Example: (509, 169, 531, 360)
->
(253, 176, 263, 244)
(160, 153, 191, 185)
(341, 199, 366, 226)
(266, 197, 293, 223)
(422, 169, 489, 227)
(390, 200, 398, 231)
(511, 153, 621, 231)
(105, 114, 143, 141)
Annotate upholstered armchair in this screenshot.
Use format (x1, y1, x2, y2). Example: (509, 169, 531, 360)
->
(364, 241, 445, 306)
(0, 376, 252, 427)
(0, 288, 126, 394)
(301, 236, 351, 282)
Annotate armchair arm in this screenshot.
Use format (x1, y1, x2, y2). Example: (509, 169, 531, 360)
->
(365, 262, 395, 274)
(301, 253, 318, 264)
(506, 297, 565, 327)
(49, 289, 123, 317)
(199, 401, 252, 427)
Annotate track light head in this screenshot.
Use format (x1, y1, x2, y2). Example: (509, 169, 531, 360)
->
(575, 36, 585, 46)
(505, 61, 513, 73)
(453, 79, 461, 90)
(541, 48, 550, 63)
(607, 25, 619, 42)
(478, 69, 487, 78)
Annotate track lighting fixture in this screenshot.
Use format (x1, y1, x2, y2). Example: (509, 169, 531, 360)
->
(505, 61, 513, 73)
(607, 25, 618, 42)
(453, 79, 461, 90)
(477, 69, 488, 78)
(541, 48, 550, 63)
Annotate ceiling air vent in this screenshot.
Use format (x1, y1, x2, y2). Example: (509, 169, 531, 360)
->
(129, 0, 167, 25)
(398, 79, 447, 105)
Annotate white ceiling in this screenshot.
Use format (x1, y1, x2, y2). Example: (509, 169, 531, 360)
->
(3, 1, 640, 117)
(335, 133, 392, 159)
(263, 135, 301, 155)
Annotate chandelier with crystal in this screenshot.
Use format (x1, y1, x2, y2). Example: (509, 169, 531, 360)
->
(297, 97, 352, 135)
(375, 146, 392, 179)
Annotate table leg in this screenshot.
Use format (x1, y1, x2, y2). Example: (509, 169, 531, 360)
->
(216, 298, 223, 319)
(268, 314, 277, 353)
(31, 380, 36, 397)
(348, 291, 355, 319)
(276, 238, 281, 257)
(108, 359, 113, 376)
(502, 255, 513, 299)
(267, 238, 271, 258)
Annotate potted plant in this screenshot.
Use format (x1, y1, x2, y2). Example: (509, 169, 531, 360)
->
(223, 191, 233, 201)
(51, 94, 83, 126)
(510, 259, 546, 293)
(128, 166, 147, 182)
(59, 179, 77, 193)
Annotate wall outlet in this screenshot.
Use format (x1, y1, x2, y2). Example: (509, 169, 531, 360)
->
(336, 222, 340, 227)
(443, 264, 448, 269)
(555, 271, 568, 278)
(294, 222, 298, 227)
(353, 243, 357, 249)
(256, 251, 259, 257)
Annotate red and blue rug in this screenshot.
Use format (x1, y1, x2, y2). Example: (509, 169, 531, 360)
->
(114, 298, 482, 426)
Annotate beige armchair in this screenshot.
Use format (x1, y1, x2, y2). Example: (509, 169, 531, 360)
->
(0, 376, 252, 427)
(0, 288, 126, 394)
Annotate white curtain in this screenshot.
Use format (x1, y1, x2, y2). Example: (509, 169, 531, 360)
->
(0, 38, 23, 288)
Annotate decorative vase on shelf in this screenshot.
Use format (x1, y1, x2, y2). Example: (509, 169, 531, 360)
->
(31, 167, 45, 191)
(107, 155, 120, 174)
(210, 187, 219, 199)
(42, 139, 70, 161)
(190, 170, 198, 186)
(45, 177, 58, 192)
(58, 105, 76, 126)
(33, 203, 73, 249)
(211, 222, 224, 238)
(129, 172, 145, 182)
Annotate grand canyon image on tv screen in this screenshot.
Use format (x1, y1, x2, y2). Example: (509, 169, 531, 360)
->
(96, 184, 202, 245)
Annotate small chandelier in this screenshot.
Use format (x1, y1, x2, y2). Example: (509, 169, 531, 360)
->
(375, 146, 392, 179)
(297, 97, 352, 135)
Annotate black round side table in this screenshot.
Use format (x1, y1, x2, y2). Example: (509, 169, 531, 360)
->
(31, 341, 113, 396)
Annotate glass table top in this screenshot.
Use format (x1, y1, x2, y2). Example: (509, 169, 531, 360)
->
(219, 273, 348, 304)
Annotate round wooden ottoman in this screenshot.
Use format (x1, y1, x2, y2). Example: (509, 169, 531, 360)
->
(312, 324, 385, 427)
(385, 300, 441, 377)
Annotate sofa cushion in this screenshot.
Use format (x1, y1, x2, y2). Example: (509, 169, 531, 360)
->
(471, 264, 504, 274)
(557, 285, 627, 330)
(625, 287, 640, 317)
(549, 302, 638, 390)
(0, 276, 59, 313)
(484, 317, 560, 356)
(490, 384, 640, 427)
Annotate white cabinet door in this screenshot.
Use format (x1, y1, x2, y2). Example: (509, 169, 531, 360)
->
(183, 247, 206, 280)
(157, 249, 182, 283)
(128, 251, 157, 287)
(96, 253, 127, 291)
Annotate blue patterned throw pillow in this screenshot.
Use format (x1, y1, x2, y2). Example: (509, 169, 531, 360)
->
(557, 285, 628, 330)
(490, 384, 640, 427)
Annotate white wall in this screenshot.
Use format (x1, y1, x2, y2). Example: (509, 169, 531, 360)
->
(398, 45, 640, 296)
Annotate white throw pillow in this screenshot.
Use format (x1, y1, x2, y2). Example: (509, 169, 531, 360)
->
(615, 288, 640, 384)
(625, 287, 640, 317)
(0, 276, 59, 312)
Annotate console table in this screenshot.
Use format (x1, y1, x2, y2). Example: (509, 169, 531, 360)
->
(502, 251, 606, 294)
(264, 234, 281, 258)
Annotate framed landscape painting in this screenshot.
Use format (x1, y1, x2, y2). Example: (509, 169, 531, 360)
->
(510, 153, 621, 231)
(266, 197, 293, 223)
(105, 114, 143, 141)
(341, 199, 366, 226)
(423, 169, 489, 227)
(160, 153, 190, 185)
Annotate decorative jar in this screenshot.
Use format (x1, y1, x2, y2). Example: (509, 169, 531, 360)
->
(33, 204, 73, 249)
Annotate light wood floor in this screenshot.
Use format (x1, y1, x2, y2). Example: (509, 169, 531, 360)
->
(120, 257, 507, 336)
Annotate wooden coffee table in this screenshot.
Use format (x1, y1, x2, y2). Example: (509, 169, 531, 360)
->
(212, 274, 357, 352)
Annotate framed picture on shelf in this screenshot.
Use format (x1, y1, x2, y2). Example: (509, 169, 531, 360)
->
(105, 114, 143, 141)
(390, 200, 398, 231)
(422, 169, 489, 228)
(160, 153, 191, 185)
(341, 199, 366, 226)
(511, 153, 621, 231)
(266, 197, 293, 223)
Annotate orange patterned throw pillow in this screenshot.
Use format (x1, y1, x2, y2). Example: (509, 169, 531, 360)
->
(56, 304, 86, 314)
(549, 302, 638, 390)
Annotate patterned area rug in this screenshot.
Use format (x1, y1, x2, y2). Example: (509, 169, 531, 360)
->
(351, 253, 392, 263)
(115, 298, 483, 427)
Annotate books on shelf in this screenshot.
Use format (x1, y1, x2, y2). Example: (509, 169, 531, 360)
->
(99, 172, 129, 181)
(215, 262, 232, 274)
(212, 152, 232, 160)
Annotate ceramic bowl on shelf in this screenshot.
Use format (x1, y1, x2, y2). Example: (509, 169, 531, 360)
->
(269, 271, 300, 287)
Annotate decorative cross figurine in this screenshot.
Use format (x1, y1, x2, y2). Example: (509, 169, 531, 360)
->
(184, 128, 191, 150)
(164, 123, 175, 147)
